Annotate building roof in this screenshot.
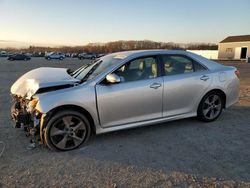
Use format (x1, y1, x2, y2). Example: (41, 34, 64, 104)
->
(220, 35, 250, 43)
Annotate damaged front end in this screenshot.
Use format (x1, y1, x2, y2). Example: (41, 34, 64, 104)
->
(10, 95, 41, 137)
(9, 67, 81, 148)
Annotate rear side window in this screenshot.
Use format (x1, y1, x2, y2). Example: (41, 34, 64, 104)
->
(193, 61, 206, 71)
(162, 55, 206, 76)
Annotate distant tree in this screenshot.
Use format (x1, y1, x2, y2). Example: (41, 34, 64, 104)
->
(1, 40, 218, 54)
(186, 43, 218, 50)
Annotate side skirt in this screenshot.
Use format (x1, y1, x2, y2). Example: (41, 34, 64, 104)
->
(95, 112, 196, 134)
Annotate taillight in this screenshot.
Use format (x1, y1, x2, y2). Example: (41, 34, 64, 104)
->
(235, 70, 240, 78)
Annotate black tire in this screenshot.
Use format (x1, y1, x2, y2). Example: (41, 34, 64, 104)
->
(44, 110, 91, 151)
(197, 91, 223, 122)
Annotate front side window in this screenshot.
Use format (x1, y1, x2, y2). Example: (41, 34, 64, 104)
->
(114, 56, 158, 82)
(73, 54, 125, 81)
(162, 55, 205, 76)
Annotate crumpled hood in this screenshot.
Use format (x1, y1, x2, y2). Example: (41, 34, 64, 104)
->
(11, 67, 80, 99)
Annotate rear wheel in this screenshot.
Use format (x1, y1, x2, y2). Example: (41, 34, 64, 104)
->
(197, 91, 223, 122)
(45, 110, 91, 151)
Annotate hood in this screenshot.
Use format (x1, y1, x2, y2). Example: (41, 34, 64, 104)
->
(11, 67, 80, 99)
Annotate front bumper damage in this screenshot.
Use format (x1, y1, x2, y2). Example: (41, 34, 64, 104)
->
(10, 95, 43, 147)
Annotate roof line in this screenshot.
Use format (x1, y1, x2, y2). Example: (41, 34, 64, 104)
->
(219, 41, 250, 44)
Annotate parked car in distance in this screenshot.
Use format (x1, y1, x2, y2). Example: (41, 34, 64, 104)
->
(65, 53, 71, 58)
(25, 53, 32, 57)
(7, 54, 31, 61)
(33, 52, 45, 57)
(96, 53, 105, 58)
(71, 53, 79, 58)
(10, 50, 240, 151)
(0, 51, 8, 57)
(78, 52, 86, 60)
(45, 52, 65, 60)
(78, 52, 96, 60)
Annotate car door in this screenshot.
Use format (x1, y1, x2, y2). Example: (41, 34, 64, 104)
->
(51, 53, 57, 59)
(54, 53, 59, 59)
(161, 54, 212, 117)
(20, 55, 26, 60)
(95, 56, 163, 128)
(16, 54, 22, 60)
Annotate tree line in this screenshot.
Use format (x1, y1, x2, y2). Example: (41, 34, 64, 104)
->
(1, 40, 218, 53)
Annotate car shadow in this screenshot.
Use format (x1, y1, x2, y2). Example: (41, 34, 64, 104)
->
(65, 105, 250, 182)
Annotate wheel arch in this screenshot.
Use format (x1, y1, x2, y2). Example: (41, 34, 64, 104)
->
(42, 104, 96, 133)
(200, 89, 226, 108)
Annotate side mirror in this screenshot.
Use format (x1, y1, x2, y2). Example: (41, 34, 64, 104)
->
(106, 73, 121, 84)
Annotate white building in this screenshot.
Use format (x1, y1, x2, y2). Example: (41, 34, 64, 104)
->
(218, 35, 250, 60)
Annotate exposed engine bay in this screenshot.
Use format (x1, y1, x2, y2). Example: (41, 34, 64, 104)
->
(9, 67, 81, 148)
(10, 95, 42, 146)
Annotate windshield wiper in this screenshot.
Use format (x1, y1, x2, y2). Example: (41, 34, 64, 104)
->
(80, 60, 102, 83)
(72, 62, 93, 77)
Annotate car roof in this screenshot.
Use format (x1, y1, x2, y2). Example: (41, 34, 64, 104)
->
(111, 49, 189, 56)
(110, 50, 222, 70)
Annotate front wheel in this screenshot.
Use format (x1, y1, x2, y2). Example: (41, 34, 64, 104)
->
(44, 110, 91, 151)
(197, 92, 223, 122)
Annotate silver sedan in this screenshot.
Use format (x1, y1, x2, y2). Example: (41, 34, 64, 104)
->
(10, 50, 240, 151)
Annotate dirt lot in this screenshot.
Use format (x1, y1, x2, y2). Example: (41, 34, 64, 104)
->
(0, 57, 250, 187)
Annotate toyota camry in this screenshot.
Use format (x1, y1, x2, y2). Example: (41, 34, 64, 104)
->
(10, 50, 240, 151)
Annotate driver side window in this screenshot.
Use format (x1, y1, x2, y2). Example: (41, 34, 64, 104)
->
(114, 57, 158, 83)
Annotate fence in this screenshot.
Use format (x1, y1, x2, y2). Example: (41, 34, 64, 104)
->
(187, 50, 218, 60)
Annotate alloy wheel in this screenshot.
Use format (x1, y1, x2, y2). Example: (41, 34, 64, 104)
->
(202, 94, 222, 120)
(49, 115, 87, 150)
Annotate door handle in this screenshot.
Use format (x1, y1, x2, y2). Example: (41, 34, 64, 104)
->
(200, 75, 209, 81)
(150, 83, 161, 89)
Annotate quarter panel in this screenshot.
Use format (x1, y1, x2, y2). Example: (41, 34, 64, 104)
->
(225, 77, 240, 107)
(223, 70, 240, 107)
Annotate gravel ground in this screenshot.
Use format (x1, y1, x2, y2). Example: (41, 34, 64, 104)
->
(0, 57, 250, 187)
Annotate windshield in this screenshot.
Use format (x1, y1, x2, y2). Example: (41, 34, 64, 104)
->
(73, 54, 126, 81)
